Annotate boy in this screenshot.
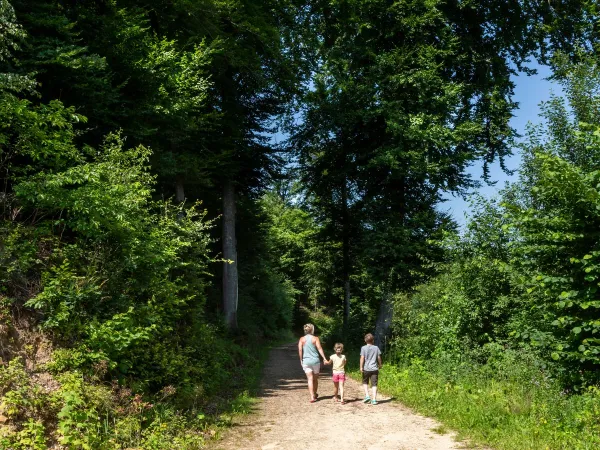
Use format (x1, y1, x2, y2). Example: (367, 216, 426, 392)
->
(359, 333, 382, 405)
(323, 343, 347, 404)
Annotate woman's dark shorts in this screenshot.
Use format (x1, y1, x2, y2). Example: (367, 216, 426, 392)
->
(362, 370, 379, 386)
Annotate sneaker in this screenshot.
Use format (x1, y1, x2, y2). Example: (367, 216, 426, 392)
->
(363, 396, 371, 403)
(371, 400, 378, 405)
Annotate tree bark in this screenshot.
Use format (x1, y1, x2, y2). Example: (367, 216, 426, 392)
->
(175, 176, 185, 203)
(341, 177, 351, 334)
(222, 180, 238, 330)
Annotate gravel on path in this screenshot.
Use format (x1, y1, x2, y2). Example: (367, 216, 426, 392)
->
(209, 342, 464, 450)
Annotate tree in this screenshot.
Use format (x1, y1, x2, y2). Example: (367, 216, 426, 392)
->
(290, 0, 599, 333)
(503, 53, 600, 384)
(9, 0, 308, 330)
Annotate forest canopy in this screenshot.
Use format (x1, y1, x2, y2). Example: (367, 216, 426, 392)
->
(1, 0, 600, 448)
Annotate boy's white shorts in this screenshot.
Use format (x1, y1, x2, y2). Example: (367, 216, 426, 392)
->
(302, 363, 321, 374)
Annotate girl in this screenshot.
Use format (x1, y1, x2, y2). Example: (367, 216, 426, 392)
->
(324, 343, 347, 404)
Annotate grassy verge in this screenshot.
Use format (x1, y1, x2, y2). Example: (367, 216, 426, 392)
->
(346, 352, 600, 450)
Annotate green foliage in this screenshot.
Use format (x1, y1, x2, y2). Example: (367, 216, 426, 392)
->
(0, 419, 48, 450)
(286, 0, 600, 337)
(2, 0, 600, 446)
(0, 351, 267, 448)
(505, 151, 600, 379)
(390, 52, 600, 390)
(376, 54, 600, 448)
(346, 355, 600, 449)
(1, 131, 216, 389)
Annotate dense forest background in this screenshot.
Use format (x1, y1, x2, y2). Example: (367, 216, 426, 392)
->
(1, 0, 600, 448)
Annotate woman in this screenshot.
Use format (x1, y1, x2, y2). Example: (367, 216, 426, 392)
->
(298, 323, 328, 403)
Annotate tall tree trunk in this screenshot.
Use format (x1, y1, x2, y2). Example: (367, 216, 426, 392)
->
(175, 176, 185, 203)
(341, 177, 351, 334)
(374, 291, 393, 350)
(222, 180, 238, 330)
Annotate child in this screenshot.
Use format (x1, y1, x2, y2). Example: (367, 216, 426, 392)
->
(324, 343, 347, 404)
(359, 333, 382, 405)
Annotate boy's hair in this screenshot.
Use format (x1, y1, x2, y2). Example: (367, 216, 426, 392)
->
(364, 333, 375, 344)
(334, 342, 344, 352)
(303, 323, 315, 335)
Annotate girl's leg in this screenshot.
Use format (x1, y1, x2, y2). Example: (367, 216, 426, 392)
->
(333, 381, 339, 401)
(306, 371, 315, 400)
(339, 380, 345, 402)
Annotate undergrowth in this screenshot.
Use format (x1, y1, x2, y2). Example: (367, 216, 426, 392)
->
(347, 351, 600, 450)
(0, 337, 272, 449)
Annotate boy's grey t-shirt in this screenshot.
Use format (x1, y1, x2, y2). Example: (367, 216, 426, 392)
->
(360, 344, 381, 371)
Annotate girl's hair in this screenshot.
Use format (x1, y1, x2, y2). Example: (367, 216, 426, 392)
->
(334, 343, 344, 352)
(364, 333, 375, 344)
(303, 323, 315, 335)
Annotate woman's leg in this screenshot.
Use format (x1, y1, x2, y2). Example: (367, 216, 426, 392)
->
(306, 371, 315, 400)
(313, 371, 319, 397)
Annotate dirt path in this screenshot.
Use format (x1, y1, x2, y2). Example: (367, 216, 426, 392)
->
(210, 343, 464, 450)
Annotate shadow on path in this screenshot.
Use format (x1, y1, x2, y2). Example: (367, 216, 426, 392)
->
(209, 342, 467, 450)
(255, 342, 332, 401)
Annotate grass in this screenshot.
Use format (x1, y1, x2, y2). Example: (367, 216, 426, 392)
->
(430, 425, 448, 435)
(345, 352, 600, 450)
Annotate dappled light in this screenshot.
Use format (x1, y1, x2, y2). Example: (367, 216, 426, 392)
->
(1, 0, 600, 448)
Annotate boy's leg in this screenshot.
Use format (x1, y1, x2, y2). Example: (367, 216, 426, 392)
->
(362, 370, 371, 400)
(371, 371, 379, 403)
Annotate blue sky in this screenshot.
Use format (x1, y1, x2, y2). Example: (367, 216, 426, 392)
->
(439, 63, 560, 227)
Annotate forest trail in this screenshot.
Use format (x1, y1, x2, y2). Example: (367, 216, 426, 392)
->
(210, 343, 465, 450)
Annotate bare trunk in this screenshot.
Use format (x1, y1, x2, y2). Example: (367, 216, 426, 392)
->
(341, 178, 350, 334)
(222, 180, 238, 330)
(175, 176, 185, 203)
(374, 292, 393, 351)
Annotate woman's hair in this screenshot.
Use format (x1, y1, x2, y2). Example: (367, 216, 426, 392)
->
(364, 333, 375, 344)
(334, 343, 344, 352)
(303, 323, 315, 335)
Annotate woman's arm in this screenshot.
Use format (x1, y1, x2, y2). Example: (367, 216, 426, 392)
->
(314, 337, 327, 361)
(298, 338, 304, 364)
